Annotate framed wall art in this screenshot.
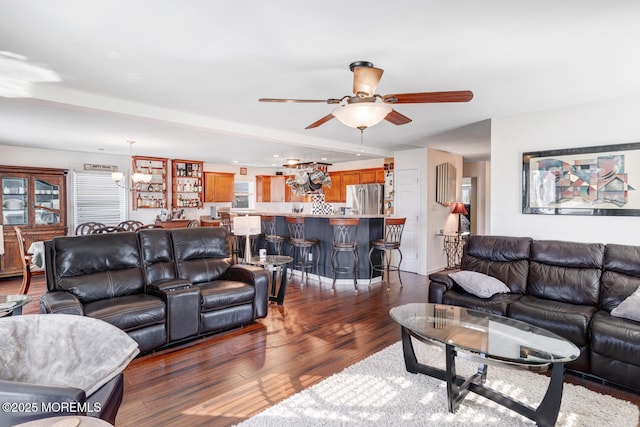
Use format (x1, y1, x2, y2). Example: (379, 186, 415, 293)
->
(522, 142, 640, 216)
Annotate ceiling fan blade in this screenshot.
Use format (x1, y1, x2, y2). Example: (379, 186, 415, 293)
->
(382, 90, 474, 104)
(259, 98, 341, 104)
(305, 114, 335, 129)
(385, 109, 412, 125)
(353, 66, 384, 97)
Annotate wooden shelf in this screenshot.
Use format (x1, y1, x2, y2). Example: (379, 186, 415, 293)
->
(172, 159, 204, 208)
(132, 156, 168, 210)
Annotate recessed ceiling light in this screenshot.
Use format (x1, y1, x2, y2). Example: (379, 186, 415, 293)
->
(321, 157, 327, 161)
(232, 160, 239, 163)
(273, 154, 280, 158)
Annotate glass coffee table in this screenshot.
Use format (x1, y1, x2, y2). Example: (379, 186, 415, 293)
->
(390, 303, 579, 427)
(249, 255, 293, 305)
(0, 294, 32, 317)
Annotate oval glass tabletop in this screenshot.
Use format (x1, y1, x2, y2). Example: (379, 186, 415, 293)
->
(390, 303, 579, 365)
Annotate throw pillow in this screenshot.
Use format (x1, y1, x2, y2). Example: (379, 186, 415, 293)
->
(611, 287, 640, 322)
(448, 270, 510, 298)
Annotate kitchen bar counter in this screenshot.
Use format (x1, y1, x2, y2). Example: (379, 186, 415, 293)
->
(252, 213, 385, 284)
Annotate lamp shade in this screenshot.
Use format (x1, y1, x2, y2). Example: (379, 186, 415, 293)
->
(451, 202, 468, 215)
(233, 215, 261, 235)
(332, 102, 392, 129)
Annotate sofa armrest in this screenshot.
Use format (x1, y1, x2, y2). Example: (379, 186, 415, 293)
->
(227, 264, 270, 318)
(39, 291, 84, 315)
(428, 269, 460, 304)
(147, 279, 192, 294)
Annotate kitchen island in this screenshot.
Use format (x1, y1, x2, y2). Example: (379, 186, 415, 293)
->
(238, 213, 386, 285)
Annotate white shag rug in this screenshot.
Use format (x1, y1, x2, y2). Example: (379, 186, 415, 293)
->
(236, 341, 639, 427)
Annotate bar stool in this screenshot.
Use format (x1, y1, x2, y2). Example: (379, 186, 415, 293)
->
(368, 217, 406, 291)
(220, 212, 239, 263)
(261, 215, 287, 255)
(329, 218, 360, 291)
(286, 216, 321, 285)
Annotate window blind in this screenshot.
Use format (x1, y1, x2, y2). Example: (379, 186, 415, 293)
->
(73, 170, 127, 230)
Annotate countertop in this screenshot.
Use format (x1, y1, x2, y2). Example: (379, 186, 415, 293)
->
(229, 211, 385, 219)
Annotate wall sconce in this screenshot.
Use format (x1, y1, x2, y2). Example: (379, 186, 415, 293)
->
(451, 202, 468, 234)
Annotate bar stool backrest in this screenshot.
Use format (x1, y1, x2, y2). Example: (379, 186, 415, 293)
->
(261, 215, 277, 236)
(220, 212, 232, 234)
(329, 218, 359, 245)
(384, 217, 406, 245)
(286, 216, 307, 242)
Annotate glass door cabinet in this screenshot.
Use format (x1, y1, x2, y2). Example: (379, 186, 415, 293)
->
(0, 166, 68, 279)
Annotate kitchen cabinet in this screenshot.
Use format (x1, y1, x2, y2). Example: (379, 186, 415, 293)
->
(323, 172, 342, 203)
(131, 156, 167, 209)
(0, 166, 68, 278)
(204, 172, 235, 202)
(257, 175, 285, 203)
(172, 159, 204, 208)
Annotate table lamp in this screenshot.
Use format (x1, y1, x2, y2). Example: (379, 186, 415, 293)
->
(451, 202, 468, 234)
(232, 215, 261, 263)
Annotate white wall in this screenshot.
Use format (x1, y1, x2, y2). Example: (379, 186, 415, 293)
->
(393, 148, 463, 275)
(491, 95, 640, 244)
(427, 149, 464, 273)
(463, 160, 491, 235)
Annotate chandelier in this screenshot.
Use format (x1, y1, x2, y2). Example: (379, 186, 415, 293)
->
(284, 162, 332, 196)
(111, 141, 152, 190)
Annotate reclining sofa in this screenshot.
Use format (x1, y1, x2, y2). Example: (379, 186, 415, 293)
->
(428, 235, 640, 392)
(40, 227, 270, 353)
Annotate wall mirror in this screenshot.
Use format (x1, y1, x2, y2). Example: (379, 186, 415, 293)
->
(436, 162, 456, 206)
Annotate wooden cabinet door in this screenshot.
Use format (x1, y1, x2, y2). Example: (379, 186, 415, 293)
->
(341, 171, 360, 202)
(204, 172, 235, 203)
(323, 172, 342, 202)
(270, 176, 285, 202)
(375, 168, 385, 183)
(359, 169, 377, 184)
(213, 173, 234, 202)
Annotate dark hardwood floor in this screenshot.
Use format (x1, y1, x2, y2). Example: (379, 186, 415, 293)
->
(3, 273, 639, 426)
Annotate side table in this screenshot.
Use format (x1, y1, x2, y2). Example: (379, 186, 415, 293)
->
(248, 255, 293, 305)
(440, 232, 470, 269)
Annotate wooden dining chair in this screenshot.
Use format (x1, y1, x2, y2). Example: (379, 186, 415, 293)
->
(75, 221, 106, 235)
(117, 220, 144, 231)
(91, 226, 127, 234)
(13, 226, 45, 295)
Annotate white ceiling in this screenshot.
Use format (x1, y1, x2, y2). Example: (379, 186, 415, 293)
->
(2, 1, 640, 166)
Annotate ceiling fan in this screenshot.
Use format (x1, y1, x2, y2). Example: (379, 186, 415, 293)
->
(259, 61, 473, 131)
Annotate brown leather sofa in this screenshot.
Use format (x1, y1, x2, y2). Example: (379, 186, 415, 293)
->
(428, 235, 640, 392)
(40, 227, 270, 353)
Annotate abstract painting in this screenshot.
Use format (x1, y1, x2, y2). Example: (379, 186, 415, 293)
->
(522, 142, 640, 216)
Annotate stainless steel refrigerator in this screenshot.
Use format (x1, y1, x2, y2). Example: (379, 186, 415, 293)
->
(345, 184, 384, 215)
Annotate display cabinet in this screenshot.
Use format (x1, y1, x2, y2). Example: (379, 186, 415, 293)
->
(0, 166, 68, 278)
(172, 159, 204, 208)
(132, 156, 168, 209)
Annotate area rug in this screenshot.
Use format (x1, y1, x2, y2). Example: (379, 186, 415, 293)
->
(236, 341, 639, 427)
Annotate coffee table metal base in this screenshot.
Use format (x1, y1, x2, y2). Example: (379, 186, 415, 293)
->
(401, 327, 565, 427)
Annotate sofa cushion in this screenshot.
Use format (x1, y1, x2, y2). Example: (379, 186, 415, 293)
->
(528, 240, 604, 306)
(198, 281, 256, 311)
(448, 270, 510, 298)
(52, 232, 145, 302)
(172, 227, 232, 284)
(590, 310, 640, 366)
(442, 291, 522, 316)
(138, 229, 178, 285)
(84, 294, 166, 332)
(461, 235, 532, 294)
(600, 243, 640, 312)
(508, 295, 597, 346)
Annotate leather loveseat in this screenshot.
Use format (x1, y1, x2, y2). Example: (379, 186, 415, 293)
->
(428, 235, 640, 392)
(40, 227, 270, 353)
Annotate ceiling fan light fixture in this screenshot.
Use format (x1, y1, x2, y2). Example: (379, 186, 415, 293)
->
(332, 102, 392, 129)
(352, 66, 383, 97)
